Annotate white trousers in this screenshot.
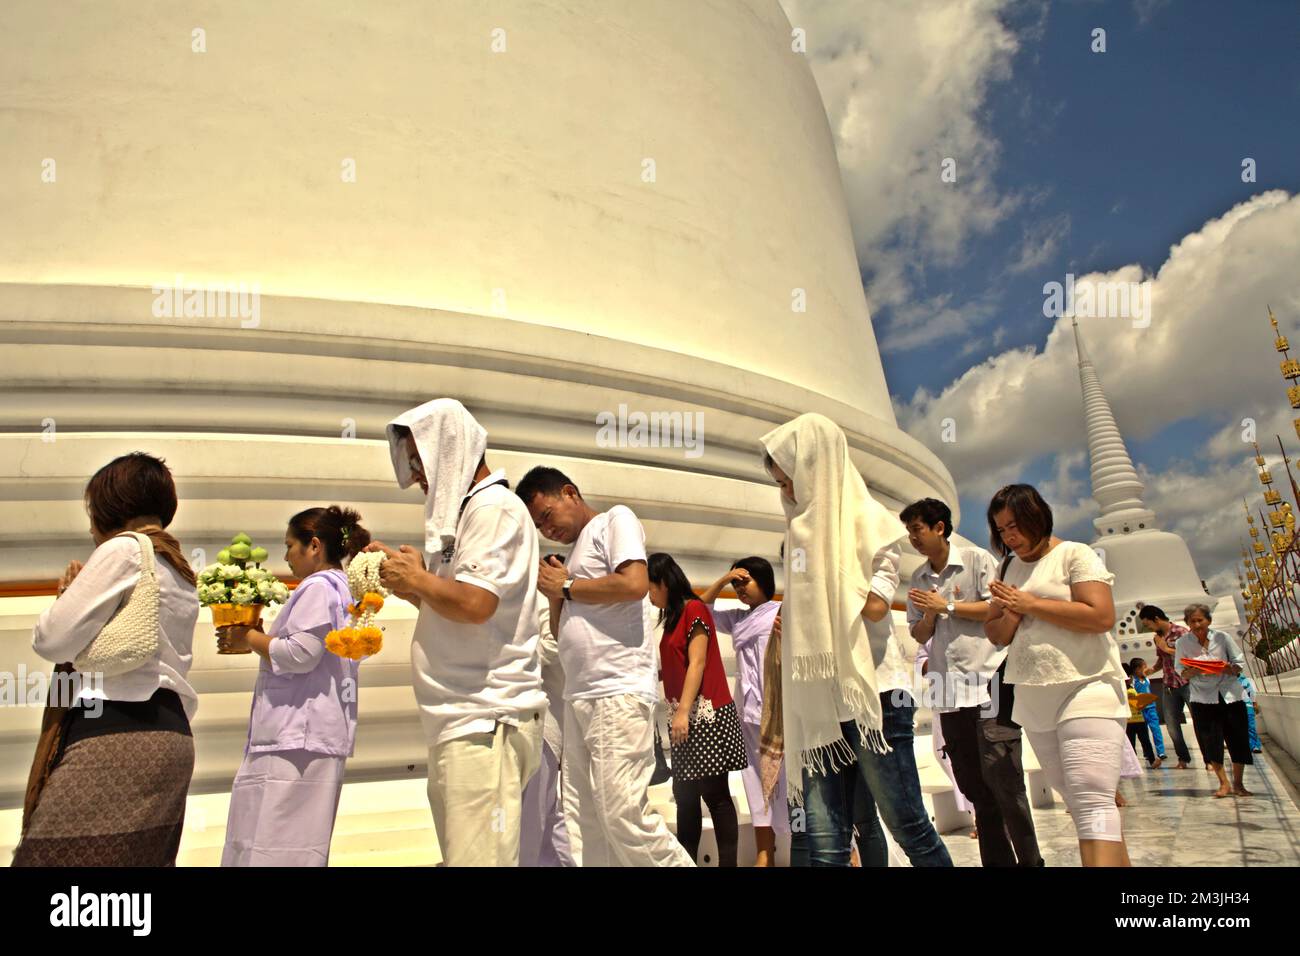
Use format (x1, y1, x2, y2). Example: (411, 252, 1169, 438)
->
(1026, 717, 1126, 843)
(519, 740, 574, 866)
(427, 715, 544, 866)
(562, 694, 695, 867)
(222, 750, 346, 867)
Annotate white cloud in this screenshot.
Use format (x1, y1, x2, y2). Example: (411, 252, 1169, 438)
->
(897, 189, 1300, 591)
(1006, 212, 1071, 275)
(779, 0, 1021, 315)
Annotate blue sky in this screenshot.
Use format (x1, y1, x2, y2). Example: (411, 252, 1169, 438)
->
(795, 0, 1300, 583)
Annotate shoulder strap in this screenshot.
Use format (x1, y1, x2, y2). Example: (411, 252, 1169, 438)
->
(119, 531, 157, 578)
(997, 551, 1014, 582)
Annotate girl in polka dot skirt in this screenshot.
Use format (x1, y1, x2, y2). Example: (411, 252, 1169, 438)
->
(648, 552, 750, 866)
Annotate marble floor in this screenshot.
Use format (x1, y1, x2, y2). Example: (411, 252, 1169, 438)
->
(3, 732, 1296, 867)
(940, 738, 1300, 867)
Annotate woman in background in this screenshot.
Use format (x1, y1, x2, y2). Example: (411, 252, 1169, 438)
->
(1175, 604, 1253, 799)
(699, 556, 784, 866)
(220, 505, 370, 866)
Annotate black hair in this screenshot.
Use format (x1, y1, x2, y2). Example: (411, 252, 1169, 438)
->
(1122, 661, 1134, 677)
(987, 484, 1054, 557)
(730, 556, 775, 601)
(1129, 657, 1147, 674)
(900, 498, 954, 539)
(516, 466, 580, 505)
(288, 505, 371, 564)
(1137, 605, 1167, 623)
(85, 452, 179, 533)
(648, 552, 697, 634)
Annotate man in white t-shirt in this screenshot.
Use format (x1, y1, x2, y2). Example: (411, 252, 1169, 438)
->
(369, 399, 547, 867)
(517, 466, 694, 867)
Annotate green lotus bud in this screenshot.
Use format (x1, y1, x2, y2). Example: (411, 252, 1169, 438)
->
(217, 549, 231, 564)
(228, 542, 252, 561)
(232, 532, 253, 546)
(250, 546, 268, 563)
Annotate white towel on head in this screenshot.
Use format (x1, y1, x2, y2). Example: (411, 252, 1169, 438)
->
(386, 398, 488, 555)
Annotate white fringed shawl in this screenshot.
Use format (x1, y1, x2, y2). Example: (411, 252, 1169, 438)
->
(760, 413, 907, 804)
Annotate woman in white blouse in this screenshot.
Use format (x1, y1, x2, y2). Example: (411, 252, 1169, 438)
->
(983, 484, 1131, 867)
(1174, 603, 1252, 798)
(13, 453, 200, 866)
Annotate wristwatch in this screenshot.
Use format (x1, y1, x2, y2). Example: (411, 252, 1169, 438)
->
(562, 578, 575, 600)
(945, 601, 956, 617)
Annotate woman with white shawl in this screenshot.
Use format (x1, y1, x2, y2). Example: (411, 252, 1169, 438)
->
(760, 413, 952, 867)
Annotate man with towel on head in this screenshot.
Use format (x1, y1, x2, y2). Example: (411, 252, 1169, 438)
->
(367, 398, 547, 867)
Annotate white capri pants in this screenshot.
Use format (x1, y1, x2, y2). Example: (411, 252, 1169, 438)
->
(1025, 717, 1126, 843)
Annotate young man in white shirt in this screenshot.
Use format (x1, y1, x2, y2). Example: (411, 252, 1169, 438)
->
(517, 466, 694, 867)
(369, 399, 547, 867)
(842, 543, 953, 867)
(903, 497, 1041, 867)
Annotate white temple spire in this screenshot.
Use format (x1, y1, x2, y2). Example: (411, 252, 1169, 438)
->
(1073, 318, 1158, 536)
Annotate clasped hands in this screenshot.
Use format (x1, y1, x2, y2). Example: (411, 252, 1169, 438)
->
(908, 587, 948, 616)
(537, 555, 568, 601)
(988, 580, 1036, 617)
(363, 542, 426, 604)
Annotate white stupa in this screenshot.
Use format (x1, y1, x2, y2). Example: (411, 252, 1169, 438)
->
(1070, 319, 1232, 660)
(0, 1, 958, 804)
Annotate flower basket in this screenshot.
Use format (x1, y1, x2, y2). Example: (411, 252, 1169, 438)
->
(197, 533, 291, 656)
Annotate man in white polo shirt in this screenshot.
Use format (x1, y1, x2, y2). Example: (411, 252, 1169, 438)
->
(903, 497, 1041, 868)
(517, 466, 693, 867)
(368, 398, 546, 867)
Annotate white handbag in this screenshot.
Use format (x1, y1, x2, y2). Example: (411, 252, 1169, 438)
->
(73, 531, 161, 677)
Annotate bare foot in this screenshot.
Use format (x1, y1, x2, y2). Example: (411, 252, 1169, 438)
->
(1175, 762, 1189, 770)
(1152, 756, 1163, 768)
(1115, 792, 1128, 807)
(1233, 787, 1254, 797)
(969, 828, 979, 839)
(1213, 785, 1232, 798)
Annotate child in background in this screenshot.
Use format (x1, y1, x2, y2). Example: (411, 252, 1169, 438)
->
(1130, 658, 1165, 767)
(1239, 672, 1262, 754)
(1123, 662, 1158, 767)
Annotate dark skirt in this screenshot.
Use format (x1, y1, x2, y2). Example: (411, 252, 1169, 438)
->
(669, 700, 750, 782)
(12, 690, 195, 867)
(1188, 698, 1253, 768)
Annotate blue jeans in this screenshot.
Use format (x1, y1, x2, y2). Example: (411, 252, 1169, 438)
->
(789, 692, 953, 867)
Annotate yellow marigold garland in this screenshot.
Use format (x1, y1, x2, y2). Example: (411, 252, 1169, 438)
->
(326, 552, 388, 661)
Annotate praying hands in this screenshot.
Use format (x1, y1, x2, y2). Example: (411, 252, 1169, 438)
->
(989, 580, 1036, 616)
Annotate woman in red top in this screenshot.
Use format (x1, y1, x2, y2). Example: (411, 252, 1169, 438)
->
(648, 553, 749, 866)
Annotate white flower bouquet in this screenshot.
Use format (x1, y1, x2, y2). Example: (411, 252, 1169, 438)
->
(197, 532, 291, 654)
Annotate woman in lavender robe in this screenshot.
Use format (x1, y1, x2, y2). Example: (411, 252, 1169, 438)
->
(218, 506, 371, 867)
(699, 556, 784, 867)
